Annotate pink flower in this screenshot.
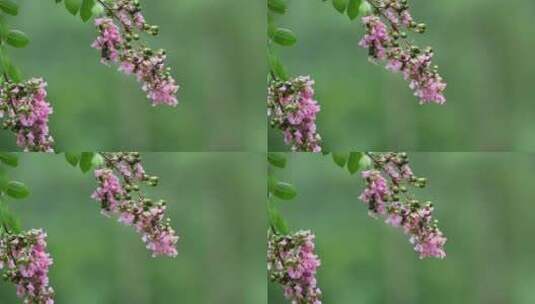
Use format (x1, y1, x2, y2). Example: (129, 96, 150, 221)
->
(92, 153, 179, 258)
(91, 2, 179, 107)
(92, 18, 122, 64)
(0, 78, 55, 151)
(268, 76, 322, 152)
(357, 1, 447, 105)
(359, 16, 390, 60)
(359, 170, 390, 215)
(358, 153, 447, 259)
(268, 231, 322, 304)
(0, 229, 55, 303)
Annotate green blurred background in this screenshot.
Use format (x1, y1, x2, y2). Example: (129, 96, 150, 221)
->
(269, 152, 535, 303)
(0, 153, 266, 303)
(268, 0, 535, 151)
(0, 0, 266, 151)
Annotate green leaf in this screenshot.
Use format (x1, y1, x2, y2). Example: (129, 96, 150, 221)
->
(359, 154, 373, 170)
(91, 2, 104, 15)
(268, 0, 287, 14)
(65, 0, 81, 15)
(268, 53, 289, 80)
(0, 170, 9, 191)
(6, 30, 29, 48)
(0, 0, 18, 16)
(347, 152, 363, 174)
(79, 152, 95, 173)
(268, 152, 287, 168)
(5, 61, 21, 82)
(273, 28, 297, 46)
(332, 0, 347, 14)
(91, 153, 104, 167)
(64, 152, 80, 167)
(268, 205, 289, 234)
(0, 152, 17, 167)
(332, 153, 348, 168)
(359, 0, 372, 16)
(273, 182, 297, 200)
(0, 47, 21, 81)
(347, 0, 361, 20)
(0, 201, 21, 233)
(6, 181, 30, 199)
(80, 0, 95, 22)
(268, 174, 278, 194)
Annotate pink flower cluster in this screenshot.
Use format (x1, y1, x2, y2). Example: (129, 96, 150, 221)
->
(385, 202, 447, 259)
(91, 0, 179, 107)
(0, 229, 54, 304)
(358, 1, 447, 104)
(0, 78, 54, 152)
(92, 152, 179, 257)
(268, 230, 322, 304)
(268, 76, 322, 152)
(359, 152, 447, 259)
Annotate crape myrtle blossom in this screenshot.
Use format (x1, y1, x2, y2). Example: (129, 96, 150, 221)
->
(0, 78, 54, 152)
(268, 76, 322, 152)
(359, 152, 447, 259)
(268, 230, 322, 304)
(92, 152, 179, 257)
(358, 0, 447, 104)
(91, 0, 179, 106)
(0, 229, 55, 304)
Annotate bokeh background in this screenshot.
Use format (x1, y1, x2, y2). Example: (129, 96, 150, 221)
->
(268, 0, 535, 151)
(0, 153, 266, 303)
(0, 0, 266, 151)
(269, 152, 535, 303)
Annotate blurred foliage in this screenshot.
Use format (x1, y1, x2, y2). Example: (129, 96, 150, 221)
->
(269, 0, 535, 151)
(269, 152, 535, 303)
(0, 153, 266, 303)
(0, 0, 266, 151)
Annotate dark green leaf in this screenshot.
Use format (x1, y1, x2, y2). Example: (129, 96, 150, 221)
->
(6, 30, 29, 48)
(0, 152, 17, 167)
(268, 53, 289, 80)
(6, 181, 29, 199)
(80, 0, 95, 22)
(0, 201, 21, 233)
(65, 0, 81, 15)
(273, 182, 297, 200)
(347, 0, 361, 20)
(332, 153, 348, 168)
(0, 0, 18, 16)
(332, 0, 347, 14)
(0, 170, 9, 191)
(79, 152, 95, 173)
(64, 152, 80, 167)
(347, 152, 363, 174)
(268, 152, 287, 168)
(273, 28, 297, 46)
(268, 205, 289, 234)
(5, 61, 21, 82)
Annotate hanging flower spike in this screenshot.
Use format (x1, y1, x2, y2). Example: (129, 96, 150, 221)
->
(92, 0, 179, 107)
(92, 152, 179, 257)
(0, 78, 54, 152)
(358, 1, 447, 105)
(268, 230, 322, 304)
(359, 152, 447, 259)
(0, 229, 55, 304)
(268, 76, 322, 152)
